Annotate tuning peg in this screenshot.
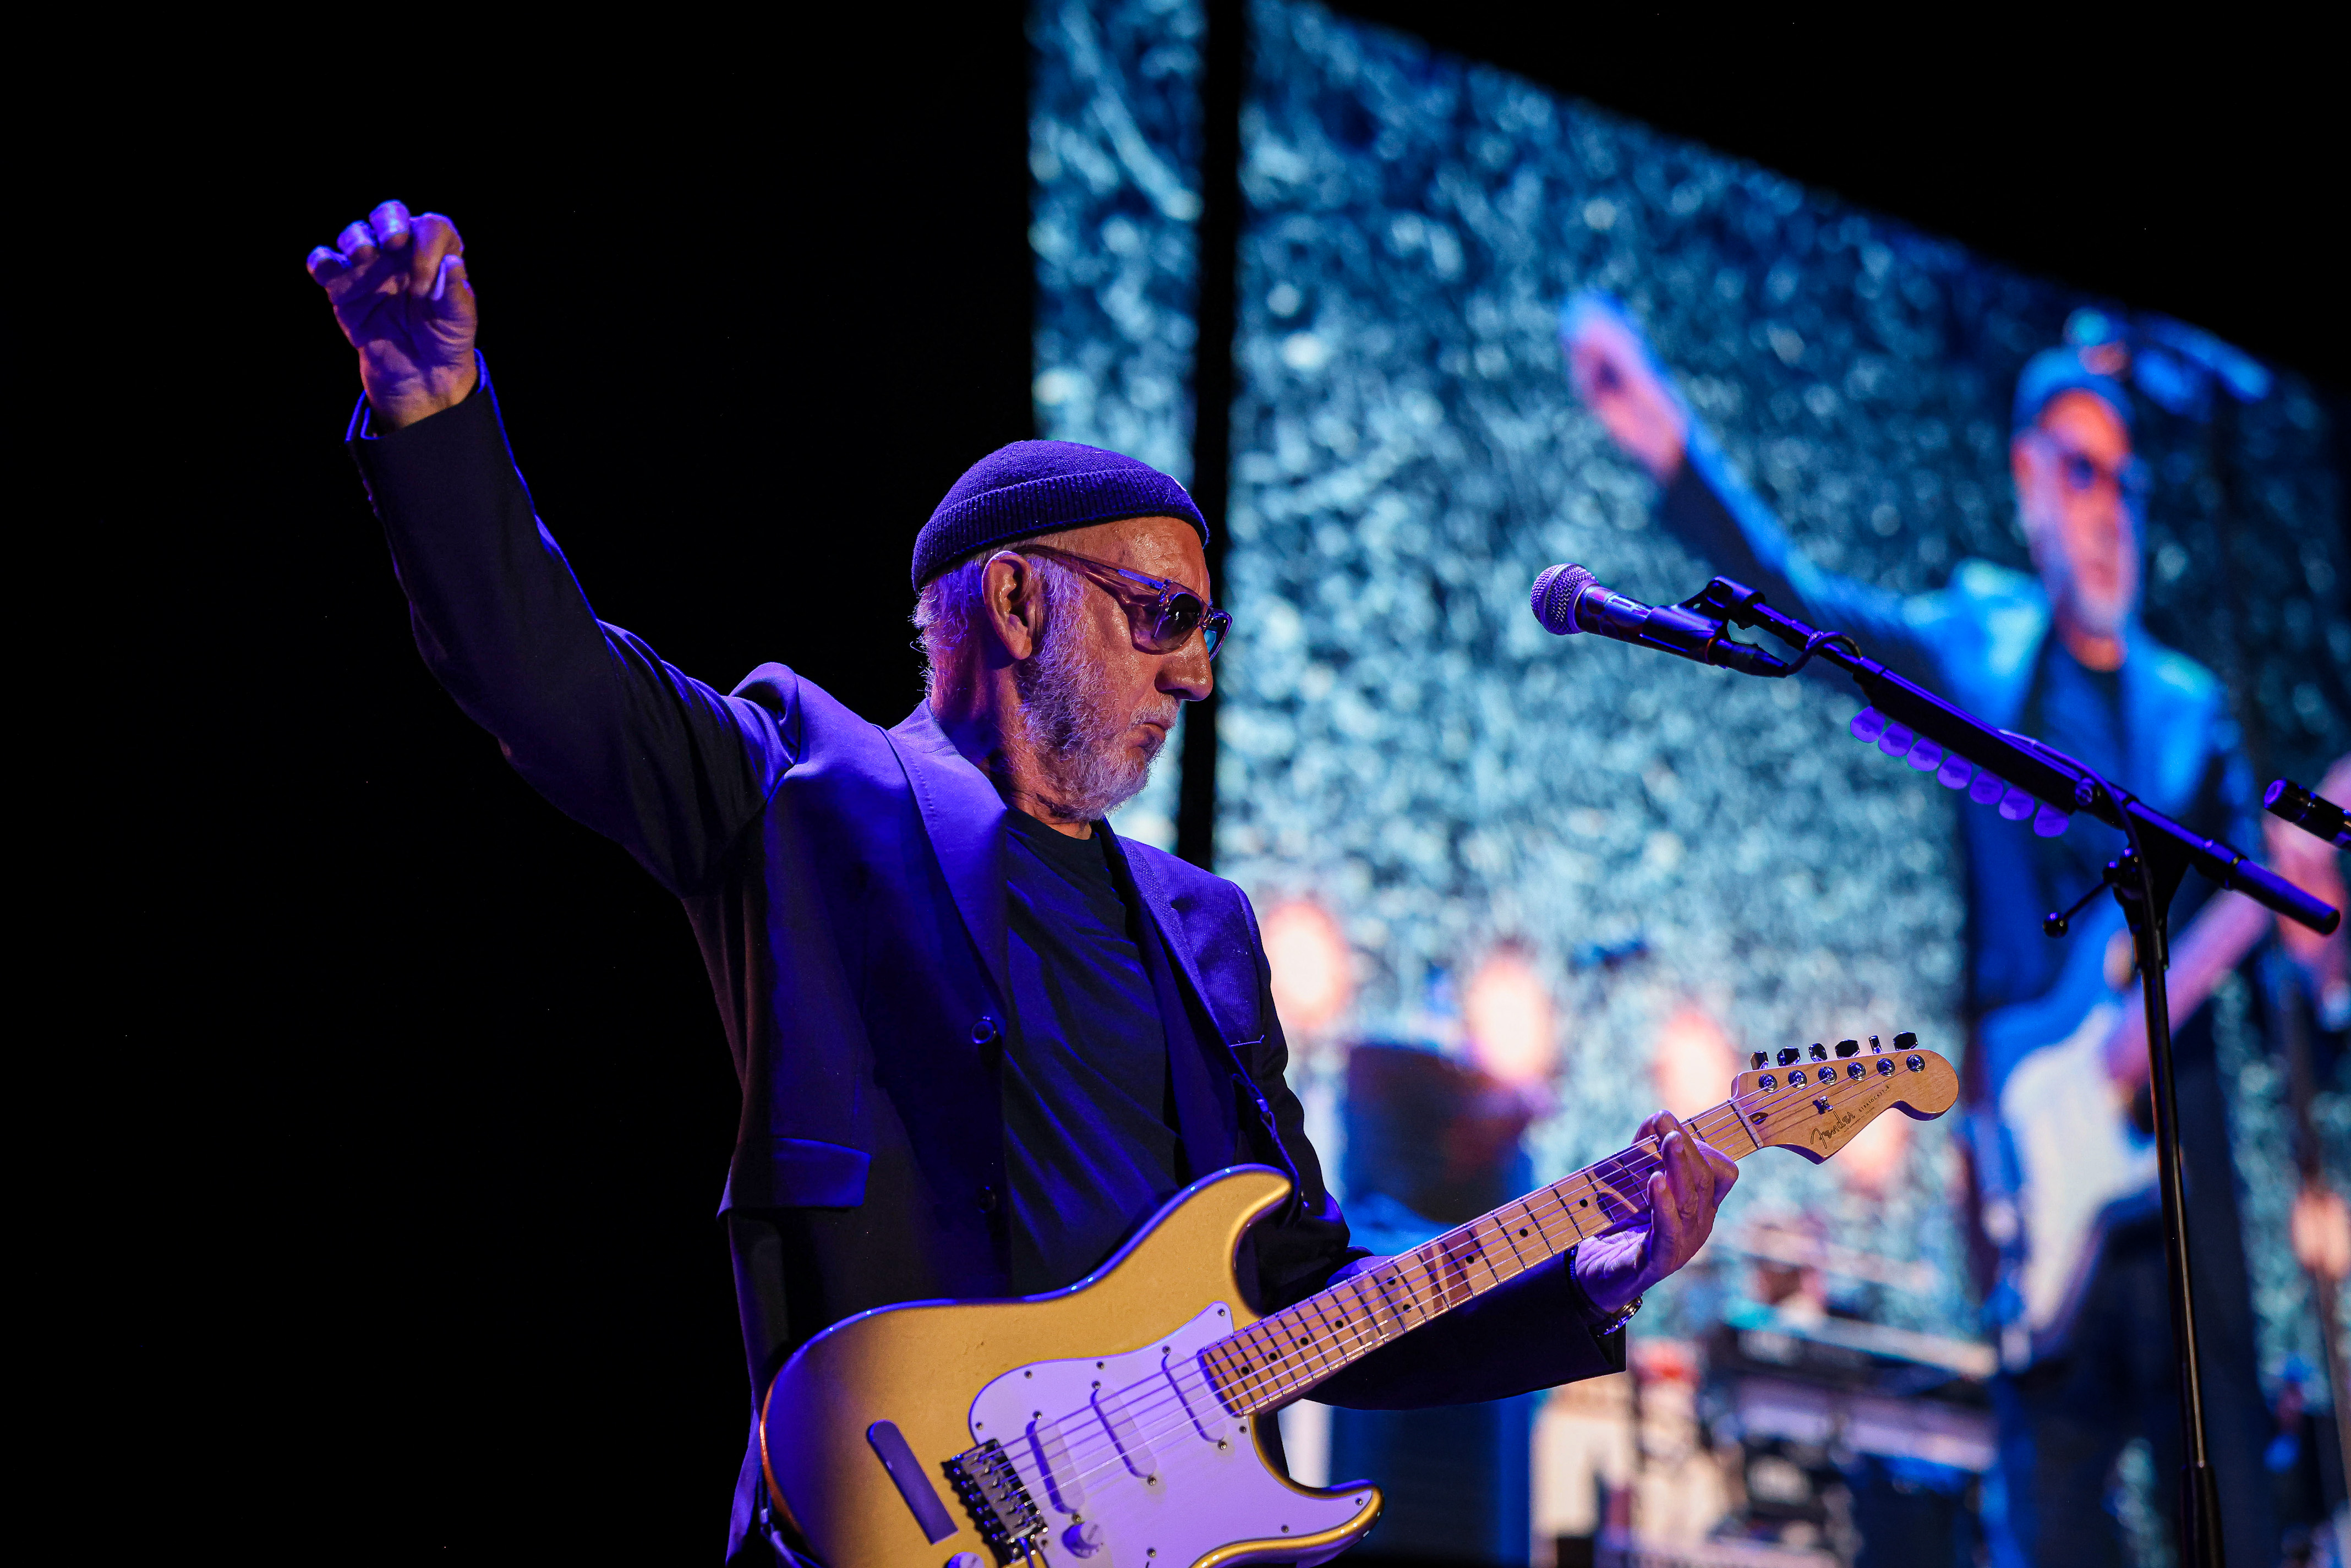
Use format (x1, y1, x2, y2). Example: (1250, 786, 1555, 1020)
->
(1751, 1052, 1768, 1070)
(1835, 1039, 1860, 1058)
(1894, 1031, 1917, 1051)
(1808, 1042, 1829, 1061)
(1778, 1048, 1800, 1066)
(1868, 1035, 1884, 1053)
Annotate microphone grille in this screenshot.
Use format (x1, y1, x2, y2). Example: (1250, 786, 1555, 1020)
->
(1531, 563, 1599, 634)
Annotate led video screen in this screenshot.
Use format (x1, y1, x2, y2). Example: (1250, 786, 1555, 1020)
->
(1035, 0, 2346, 1554)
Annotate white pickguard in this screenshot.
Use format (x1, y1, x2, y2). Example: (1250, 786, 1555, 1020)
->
(2001, 1000, 2158, 1341)
(966, 1302, 1372, 1567)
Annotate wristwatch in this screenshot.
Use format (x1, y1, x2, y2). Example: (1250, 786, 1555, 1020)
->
(1567, 1243, 1642, 1335)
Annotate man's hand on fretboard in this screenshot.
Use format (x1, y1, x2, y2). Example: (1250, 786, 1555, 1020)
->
(1570, 1110, 1740, 1316)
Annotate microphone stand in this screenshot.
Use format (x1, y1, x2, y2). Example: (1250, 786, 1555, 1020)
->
(1678, 575, 2342, 1568)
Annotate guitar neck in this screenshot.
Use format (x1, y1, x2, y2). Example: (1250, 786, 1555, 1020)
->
(1200, 1100, 1759, 1415)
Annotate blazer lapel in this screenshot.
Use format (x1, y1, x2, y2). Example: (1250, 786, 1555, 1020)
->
(885, 704, 1011, 1007)
(1106, 829, 1244, 1173)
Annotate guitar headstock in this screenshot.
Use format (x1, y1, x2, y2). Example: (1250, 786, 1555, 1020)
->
(1730, 1032, 1958, 1164)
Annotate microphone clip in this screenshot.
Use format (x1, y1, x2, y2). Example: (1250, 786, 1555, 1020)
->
(1681, 576, 1856, 679)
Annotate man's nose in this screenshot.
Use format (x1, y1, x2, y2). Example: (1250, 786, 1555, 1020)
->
(1161, 641, 1214, 702)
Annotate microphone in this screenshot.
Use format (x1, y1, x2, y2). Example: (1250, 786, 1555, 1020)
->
(1530, 564, 1789, 676)
(2265, 777, 2350, 850)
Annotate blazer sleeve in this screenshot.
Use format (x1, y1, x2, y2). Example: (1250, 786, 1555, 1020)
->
(1232, 904, 1625, 1408)
(1658, 429, 1950, 689)
(1302, 1248, 1627, 1409)
(347, 360, 792, 894)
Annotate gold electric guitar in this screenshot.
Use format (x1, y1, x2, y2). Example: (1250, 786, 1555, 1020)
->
(761, 1034, 1958, 1567)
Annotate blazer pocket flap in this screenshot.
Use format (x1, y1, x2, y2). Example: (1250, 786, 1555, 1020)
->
(719, 1137, 872, 1214)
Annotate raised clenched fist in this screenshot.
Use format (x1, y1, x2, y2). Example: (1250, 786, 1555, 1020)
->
(1560, 293, 1690, 485)
(306, 200, 479, 432)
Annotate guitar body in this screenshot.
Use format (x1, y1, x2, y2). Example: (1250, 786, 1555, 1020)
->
(1999, 997, 2158, 1345)
(1981, 887, 2266, 1354)
(761, 1166, 1380, 1567)
(757, 1038, 1959, 1564)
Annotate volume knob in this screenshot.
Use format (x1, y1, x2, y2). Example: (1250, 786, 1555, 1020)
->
(1065, 1520, 1107, 1557)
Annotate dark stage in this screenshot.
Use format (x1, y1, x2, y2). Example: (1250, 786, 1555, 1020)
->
(51, 8, 2350, 1562)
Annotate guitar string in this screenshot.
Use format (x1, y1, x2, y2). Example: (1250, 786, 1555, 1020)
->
(1025, 1152, 1664, 1500)
(1026, 1119, 1797, 1501)
(1203, 1062, 1912, 1416)
(1004, 1066, 1912, 1494)
(1027, 1074, 1861, 1493)
(1196, 1101, 1746, 1412)
(1013, 1122, 1707, 1490)
(1016, 1072, 1877, 1492)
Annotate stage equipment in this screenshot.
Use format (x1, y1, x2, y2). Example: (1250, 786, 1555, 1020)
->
(1533, 566, 2343, 1568)
(1530, 564, 1792, 678)
(758, 1041, 1958, 1566)
(2265, 777, 2350, 851)
(1702, 1314, 1995, 1567)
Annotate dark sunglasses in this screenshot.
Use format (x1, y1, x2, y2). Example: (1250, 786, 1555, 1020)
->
(1017, 543, 1232, 659)
(2030, 431, 2148, 502)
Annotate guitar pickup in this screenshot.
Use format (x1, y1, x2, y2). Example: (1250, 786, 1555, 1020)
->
(1166, 1350, 1229, 1444)
(1094, 1384, 1160, 1480)
(1024, 1415, 1085, 1513)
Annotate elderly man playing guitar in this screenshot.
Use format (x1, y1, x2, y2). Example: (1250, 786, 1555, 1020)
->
(308, 202, 1751, 1566)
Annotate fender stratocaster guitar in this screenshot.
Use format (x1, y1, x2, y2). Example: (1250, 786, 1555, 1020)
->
(762, 1034, 1957, 1567)
(1993, 890, 2272, 1351)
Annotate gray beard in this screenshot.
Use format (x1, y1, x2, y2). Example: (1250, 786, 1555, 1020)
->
(1014, 618, 1175, 823)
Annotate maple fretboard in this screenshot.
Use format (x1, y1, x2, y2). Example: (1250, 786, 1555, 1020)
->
(1199, 1100, 1757, 1414)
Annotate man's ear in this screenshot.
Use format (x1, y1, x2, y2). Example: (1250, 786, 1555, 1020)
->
(980, 549, 1047, 664)
(2010, 437, 2050, 562)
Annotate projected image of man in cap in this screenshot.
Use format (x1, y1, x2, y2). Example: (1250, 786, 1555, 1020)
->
(2008, 347, 2146, 674)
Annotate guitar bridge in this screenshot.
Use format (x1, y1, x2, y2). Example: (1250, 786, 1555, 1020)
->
(942, 1438, 1046, 1558)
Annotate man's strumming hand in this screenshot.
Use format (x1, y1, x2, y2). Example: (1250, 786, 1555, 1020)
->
(305, 199, 479, 431)
(1573, 1110, 1738, 1316)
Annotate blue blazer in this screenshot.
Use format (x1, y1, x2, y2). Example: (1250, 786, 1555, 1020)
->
(1658, 433, 2254, 1097)
(349, 363, 1620, 1555)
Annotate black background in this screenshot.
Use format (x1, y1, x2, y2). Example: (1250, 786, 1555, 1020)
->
(61, 8, 2342, 1560)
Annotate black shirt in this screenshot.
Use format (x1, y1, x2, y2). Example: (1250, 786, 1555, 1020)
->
(2028, 642, 2131, 938)
(1000, 812, 1185, 1292)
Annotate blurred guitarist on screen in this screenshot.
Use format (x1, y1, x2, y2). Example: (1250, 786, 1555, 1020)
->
(1565, 295, 2350, 1567)
(304, 201, 1742, 1566)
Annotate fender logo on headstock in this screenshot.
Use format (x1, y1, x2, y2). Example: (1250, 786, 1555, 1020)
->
(1809, 1085, 1887, 1151)
(1732, 1040, 1959, 1165)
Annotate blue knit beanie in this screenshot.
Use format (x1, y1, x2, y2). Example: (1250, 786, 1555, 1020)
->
(2013, 346, 2134, 435)
(912, 440, 1209, 589)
